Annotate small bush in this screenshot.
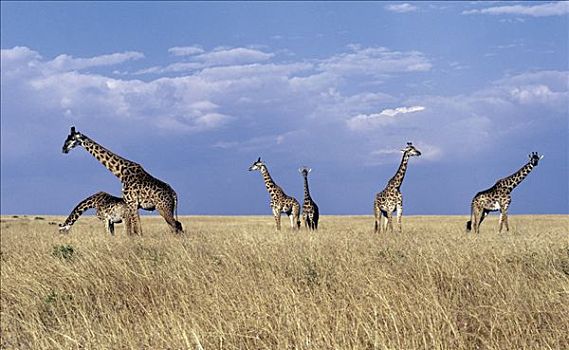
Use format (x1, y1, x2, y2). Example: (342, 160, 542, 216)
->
(51, 244, 75, 261)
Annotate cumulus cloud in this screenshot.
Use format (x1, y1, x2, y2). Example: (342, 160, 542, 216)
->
(385, 3, 418, 13)
(2, 45, 566, 169)
(463, 2, 569, 17)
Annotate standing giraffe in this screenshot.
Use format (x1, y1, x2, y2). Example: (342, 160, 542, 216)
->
(59, 191, 130, 235)
(299, 166, 319, 230)
(61, 127, 183, 235)
(374, 142, 421, 233)
(466, 152, 543, 234)
(249, 157, 300, 231)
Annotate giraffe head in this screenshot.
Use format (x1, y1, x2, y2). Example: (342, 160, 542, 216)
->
(248, 157, 265, 171)
(62, 126, 83, 154)
(528, 152, 544, 166)
(401, 142, 421, 157)
(298, 166, 311, 177)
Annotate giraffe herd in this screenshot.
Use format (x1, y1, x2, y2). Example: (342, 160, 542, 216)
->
(59, 126, 543, 235)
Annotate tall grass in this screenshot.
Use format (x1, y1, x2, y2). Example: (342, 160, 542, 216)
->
(1, 215, 568, 349)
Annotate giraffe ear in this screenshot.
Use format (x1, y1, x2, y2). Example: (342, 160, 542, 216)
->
(539, 155, 544, 160)
(308, 168, 312, 173)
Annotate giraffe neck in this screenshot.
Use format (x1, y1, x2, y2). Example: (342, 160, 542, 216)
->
(303, 175, 311, 200)
(61, 192, 103, 227)
(387, 153, 410, 189)
(260, 165, 282, 200)
(497, 161, 535, 193)
(78, 134, 137, 180)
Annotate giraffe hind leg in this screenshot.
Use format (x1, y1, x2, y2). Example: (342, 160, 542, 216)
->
(158, 206, 183, 234)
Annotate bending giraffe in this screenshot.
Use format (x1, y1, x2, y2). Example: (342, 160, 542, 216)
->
(61, 127, 183, 235)
(249, 157, 300, 231)
(299, 166, 319, 230)
(59, 191, 130, 235)
(374, 142, 421, 233)
(466, 152, 543, 234)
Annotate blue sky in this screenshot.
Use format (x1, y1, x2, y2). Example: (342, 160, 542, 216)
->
(1, 1, 568, 215)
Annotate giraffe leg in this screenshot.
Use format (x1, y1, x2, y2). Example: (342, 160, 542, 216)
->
(374, 207, 380, 233)
(499, 208, 510, 233)
(386, 211, 394, 233)
(133, 210, 143, 236)
(106, 221, 115, 236)
(125, 205, 141, 235)
(272, 207, 281, 231)
(396, 204, 403, 233)
(472, 206, 482, 234)
(158, 207, 184, 234)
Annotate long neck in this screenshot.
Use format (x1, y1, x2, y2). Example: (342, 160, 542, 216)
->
(260, 165, 282, 199)
(303, 175, 311, 200)
(61, 192, 102, 227)
(497, 161, 535, 192)
(387, 152, 410, 189)
(78, 135, 138, 180)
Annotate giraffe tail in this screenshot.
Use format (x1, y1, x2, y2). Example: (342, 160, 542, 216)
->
(173, 191, 184, 233)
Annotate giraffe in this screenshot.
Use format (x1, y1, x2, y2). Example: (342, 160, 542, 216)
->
(466, 152, 543, 234)
(248, 157, 300, 231)
(61, 127, 183, 235)
(374, 142, 421, 233)
(299, 166, 319, 230)
(59, 191, 130, 235)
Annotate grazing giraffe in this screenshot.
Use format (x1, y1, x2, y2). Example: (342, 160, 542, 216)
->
(374, 142, 421, 233)
(61, 127, 183, 235)
(59, 191, 130, 235)
(466, 152, 543, 234)
(248, 157, 300, 231)
(299, 166, 320, 230)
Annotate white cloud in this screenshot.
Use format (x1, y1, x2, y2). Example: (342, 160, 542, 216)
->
(2, 45, 566, 168)
(347, 105, 425, 130)
(48, 51, 144, 71)
(318, 46, 432, 78)
(463, 2, 569, 17)
(194, 47, 274, 65)
(168, 46, 204, 56)
(385, 3, 418, 13)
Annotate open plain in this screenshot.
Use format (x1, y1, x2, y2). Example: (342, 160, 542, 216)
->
(1, 215, 568, 349)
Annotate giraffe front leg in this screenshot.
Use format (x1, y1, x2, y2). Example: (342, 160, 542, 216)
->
(396, 204, 403, 233)
(272, 207, 281, 231)
(386, 211, 394, 233)
(125, 205, 140, 235)
(106, 221, 115, 236)
(499, 207, 510, 233)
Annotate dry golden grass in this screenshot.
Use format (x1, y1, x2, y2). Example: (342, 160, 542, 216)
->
(1, 214, 568, 349)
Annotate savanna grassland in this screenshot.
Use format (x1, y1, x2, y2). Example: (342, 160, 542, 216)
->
(1, 215, 568, 349)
